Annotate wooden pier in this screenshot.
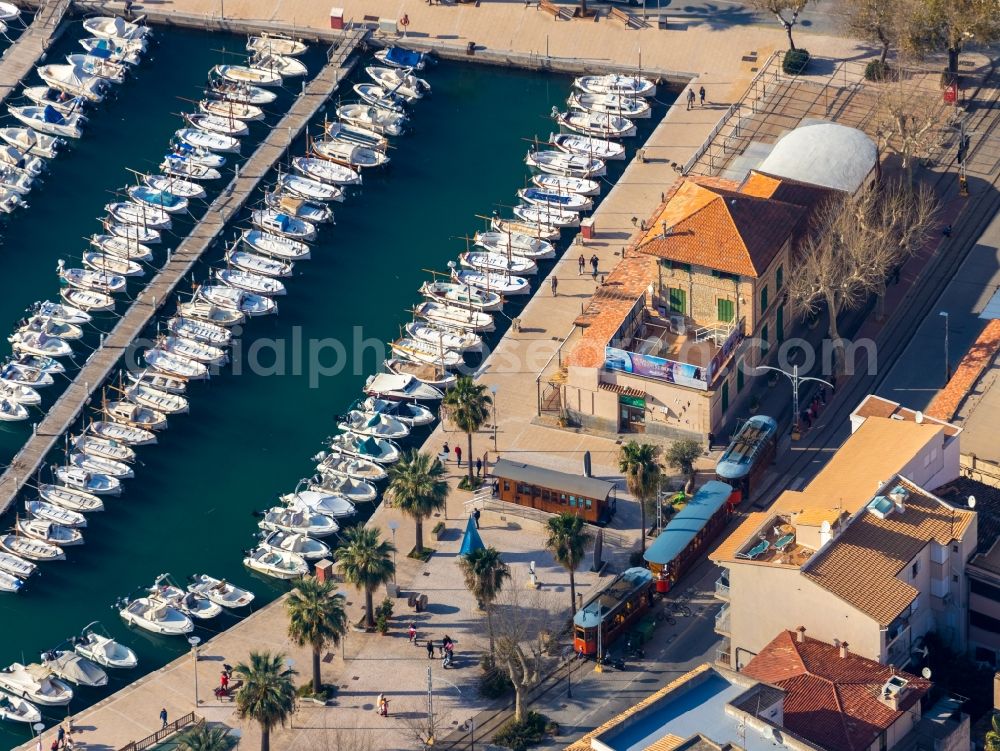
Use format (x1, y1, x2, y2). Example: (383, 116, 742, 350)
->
(0, 29, 366, 515)
(0, 0, 72, 106)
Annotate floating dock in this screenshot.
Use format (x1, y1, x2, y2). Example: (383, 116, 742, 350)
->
(0, 0, 71, 105)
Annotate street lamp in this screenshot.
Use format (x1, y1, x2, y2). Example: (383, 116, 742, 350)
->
(388, 520, 399, 584)
(32, 722, 44, 737)
(939, 311, 950, 384)
(490, 385, 498, 452)
(187, 636, 201, 706)
(754, 365, 833, 434)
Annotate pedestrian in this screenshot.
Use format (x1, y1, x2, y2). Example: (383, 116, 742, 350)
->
(686, 89, 695, 110)
(159, 708, 168, 729)
(440, 635, 451, 657)
(220, 671, 229, 692)
(455, 445, 462, 467)
(409, 623, 417, 643)
(51, 739, 59, 751)
(578, 254, 585, 274)
(427, 639, 435, 658)
(707, 431, 715, 450)
(551, 275, 558, 297)
(590, 255, 599, 274)
(473, 507, 481, 529)
(57, 725, 65, 749)
(475, 457, 483, 476)
(699, 86, 706, 106)
(442, 441, 450, 462)
(64, 738, 74, 751)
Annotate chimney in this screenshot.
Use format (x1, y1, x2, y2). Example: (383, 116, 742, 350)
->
(796, 626, 806, 643)
(840, 641, 849, 658)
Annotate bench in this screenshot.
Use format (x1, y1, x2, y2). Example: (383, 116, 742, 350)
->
(608, 6, 646, 28)
(539, 0, 561, 18)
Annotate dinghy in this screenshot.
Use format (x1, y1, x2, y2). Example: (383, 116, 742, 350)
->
(106, 201, 172, 230)
(40, 652, 107, 687)
(215, 268, 286, 297)
(184, 112, 249, 137)
(551, 131, 626, 160)
(60, 287, 115, 312)
(247, 34, 307, 57)
(1, 362, 54, 389)
(241, 228, 311, 261)
(120, 596, 194, 635)
(72, 623, 137, 669)
(69, 452, 134, 479)
(337, 410, 410, 440)
(292, 156, 362, 186)
(167, 316, 232, 346)
(213, 64, 282, 88)
(145, 173, 207, 199)
(125, 383, 189, 415)
(9, 331, 73, 358)
(46, 471, 116, 500)
(391, 337, 463, 368)
(90, 234, 154, 261)
(264, 191, 333, 224)
(176, 300, 245, 327)
(414, 300, 495, 332)
(365, 66, 430, 100)
(516, 187, 593, 213)
(315, 451, 389, 483)
(0, 398, 28, 421)
(556, 110, 636, 139)
(260, 530, 330, 561)
(72, 433, 136, 463)
(259, 507, 339, 538)
(60, 266, 127, 294)
(127, 369, 188, 394)
(526, 149, 605, 178)
(420, 280, 503, 311)
(363, 372, 443, 402)
(26, 500, 86, 528)
(374, 46, 428, 70)
(250, 208, 316, 241)
(197, 284, 277, 316)
(250, 52, 307, 78)
(337, 102, 407, 136)
(0, 689, 40, 722)
(405, 320, 482, 353)
(127, 185, 189, 213)
(329, 432, 401, 464)
(460, 250, 538, 276)
(225, 248, 293, 278)
(198, 98, 264, 122)
(65, 55, 127, 84)
(353, 83, 407, 114)
(312, 138, 389, 169)
(9, 105, 84, 139)
(16, 517, 83, 547)
(276, 173, 343, 202)
(175, 126, 241, 154)
(160, 155, 221, 181)
(83, 251, 143, 278)
(0, 552, 35, 580)
(207, 79, 277, 106)
(0, 126, 62, 159)
(283, 488, 358, 518)
(37, 65, 106, 102)
(83, 16, 152, 43)
(152, 575, 222, 620)
(89, 419, 157, 445)
(0, 664, 72, 706)
(0, 534, 64, 562)
(476, 228, 559, 258)
(568, 92, 651, 119)
(243, 546, 307, 579)
(310, 474, 377, 503)
(187, 575, 254, 609)
(144, 348, 209, 380)
(514, 202, 580, 228)
(159, 335, 227, 366)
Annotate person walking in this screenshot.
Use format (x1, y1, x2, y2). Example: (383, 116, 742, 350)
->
(426, 639, 435, 659)
(56, 725, 65, 749)
(578, 254, 585, 274)
(475, 457, 483, 477)
(442, 442, 450, 462)
(455, 445, 462, 467)
(473, 508, 481, 529)
(699, 86, 706, 106)
(686, 89, 695, 110)
(590, 255, 599, 278)
(159, 708, 168, 729)
(551, 275, 558, 297)
(409, 623, 418, 644)
(220, 671, 229, 693)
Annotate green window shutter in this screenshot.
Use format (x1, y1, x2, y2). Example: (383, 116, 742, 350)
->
(737, 362, 745, 392)
(761, 324, 769, 359)
(717, 298, 735, 323)
(721, 381, 729, 413)
(760, 285, 768, 312)
(776, 265, 784, 291)
(777, 306, 784, 343)
(669, 288, 686, 313)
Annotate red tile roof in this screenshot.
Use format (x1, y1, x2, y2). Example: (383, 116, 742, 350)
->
(925, 319, 1000, 421)
(742, 631, 930, 751)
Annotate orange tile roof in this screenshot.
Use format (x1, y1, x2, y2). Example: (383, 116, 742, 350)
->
(853, 394, 962, 437)
(742, 631, 930, 751)
(741, 170, 837, 209)
(926, 318, 1000, 421)
(803, 478, 975, 625)
(634, 181, 806, 278)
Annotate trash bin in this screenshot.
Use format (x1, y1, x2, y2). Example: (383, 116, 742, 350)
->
(329, 6, 345, 29)
(581, 216, 595, 240)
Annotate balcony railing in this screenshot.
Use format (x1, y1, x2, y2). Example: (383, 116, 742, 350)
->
(717, 640, 732, 666)
(714, 578, 730, 600)
(715, 606, 731, 635)
(694, 321, 736, 345)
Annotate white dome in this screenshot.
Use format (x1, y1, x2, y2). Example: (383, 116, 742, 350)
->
(756, 122, 877, 193)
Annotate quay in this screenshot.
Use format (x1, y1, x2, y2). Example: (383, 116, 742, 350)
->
(0, 0, 71, 105)
(0, 29, 367, 516)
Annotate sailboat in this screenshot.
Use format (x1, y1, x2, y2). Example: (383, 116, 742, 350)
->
(526, 149, 605, 178)
(292, 156, 362, 186)
(475, 229, 559, 258)
(127, 185, 189, 213)
(574, 74, 655, 97)
(550, 132, 626, 160)
(25, 499, 87, 528)
(247, 33, 307, 57)
(143, 348, 210, 380)
(311, 138, 389, 169)
(167, 316, 233, 346)
(241, 228, 312, 261)
(106, 201, 172, 230)
(88, 419, 157, 446)
(459, 250, 538, 276)
(0, 534, 64, 562)
(212, 64, 282, 88)
(126, 369, 189, 395)
(174, 126, 241, 154)
(72, 432, 136, 463)
(207, 78, 276, 106)
(90, 233, 154, 261)
(264, 191, 333, 224)
(516, 187, 593, 214)
(106, 399, 168, 430)
(160, 155, 221, 181)
(215, 268, 287, 297)
(60, 287, 115, 313)
(145, 173, 207, 199)
(420, 281, 503, 311)
(197, 284, 277, 316)
(249, 51, 307, 78)
(125, 382, 188, 415)
(451, 268, 530, 296)
(276, 173, 343, 202)
(60, 265, 127, 294)
(225, 248, 293, 278)
(513, 202, 580, 228)
(176, 300, 245, 327)
(82, 251, 144, 278)
(184, 112, 249, 137)
(414, 300, 495, 332)
(556, 109, 636, 139)
(70, 452, 134, 479)
(198, 99, 264, 122)
(391, 337, 463, 368)
(568, 92, 651, 119)
(405, 320, 482, 353)
(158, 335, 228, 366)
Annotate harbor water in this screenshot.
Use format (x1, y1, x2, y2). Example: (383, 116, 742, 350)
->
(0, 22, 671, 744)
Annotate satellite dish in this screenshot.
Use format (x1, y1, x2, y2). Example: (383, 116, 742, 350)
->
(820, 520, 831, 534)
(915, 410, 924, 424)
(921, 667, 932, 679)
(969, 495, 977, 508)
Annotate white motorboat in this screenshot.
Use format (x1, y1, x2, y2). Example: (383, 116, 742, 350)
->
(24, 85, 87, 116)
(70, 451, 134, 479)
(361, 395, 436, 427)
(0, 144, 45, 176)
(451, 268, 531, 296)
(0, 664, 72, 706)
(167, 142, 226, 169)
(46, 472, 116, 501)
(127, 369, 188, 394)
(0, 187, 22, 214)
(106, 399, 168, 430)
(184, 112, 249, 137)
(168, 316, 232, 346)
(241, 228, 311, 261)
(9, 105, 84, 139)
(82, 251, 144, 278)
(160, 155, 221, 181)
(197, 284, 277, 316)
(60, 287, 116, 313)
(0, 2, 16, 20)
(127, 185, 189, 214)
(574, 73, 656, 98)
(31, 300, 91, 325)
(556, 109, 636, 139)
(1, 362, 53, 390)
(151, 575, 222, 620)
(0, 163, 33, 194)
(213, 64, 282, 88)
(0, 126, 62, 159)
(0, 534, 63, 562)
(176, 300, 245, 327)
(65, 55, 127, 84)
(16, 517, 84, 547)
(72, 623, 137, 669)
(337, 102, 407, 136)
(0, 398, 27, 421)
(324, 120, 388, 152)
(276, 173, 343, 202)
(145, 173, 207, 199)
(247, 34, 307, 57)
(420, 280, 503, 311)
(568, 92, 651, 119)
(374, 46, 429, 71)
(215, 268, 287, 297)
(353, 83, 407, 114)
(414, 300, 495, 332)
(337, 410, 410, 440)
(0, 551, 35, 580)
(364, 372, 444, 402)
(405, 320, 482, 353)
(0, 689, 40, 722)
(187, 575, 254, 609)
(208, 79, 276, 106)
(79, 36, 144, 66)
(329, 432, 401, 464)
(260, 530, 331, 561)
(476, 228, 559, 258)
(0, 379, 40, 406)
(105, 219, 161, 243)
(36, 65, 106, 102)
(310, 474, 377, 503)
(89, 419, 157, 446)
(516, 187, 593, 214)
(312, 138, 389, 169)
(9, 331, 73, 359)
(514, 203, 580, 228)
(250, 208, 316, 240)
(225, 248, 293, 278)
(90, 233, 154, 262)
(175, 126, 241, 154)
(259, 506, 339, 538)
(283, 488, 358, 518)
(250, 52, 307, 78)
(144, 348, 209, 380)
(365, 65, 430, 100)
(71, 433, 136, 463)
(40, 651, 107, 687)
(198, 98, 264, 122)
(526, 149, 606, 178)
(460, 250, 538, 276)
(292, 156, 362, 186)
(391, 337, 463, 368)
(83, 16, 152, 44)
(26, 499, 86, 528)
(264, 191, 333, 225)
(551, 131, 626, 161)
(315, 450, 389, 482)
(106, 201, 171, 230)
(60, 265, 127, 294)
(159, 335, 227, 365)
(243, 546, 307, 579)
(120, 596, 194, 635)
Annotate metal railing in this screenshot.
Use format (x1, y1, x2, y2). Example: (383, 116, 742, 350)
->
(694, 321, 736, 345)
(118, 713, 200, 751)
(714, 605, 731, 634)
(464, 494, 629, 548)
(714, 577, 730, 599)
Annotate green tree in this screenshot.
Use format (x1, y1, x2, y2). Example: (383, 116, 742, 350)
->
(459, 545, 510, 655)
(386, 449, 449, 555)
(619, 441, 662, 553)
(901, 0, 1000, 75)
(986, 714, 1000, 751)
(336, 526, 396, 630)
(285, 576, 348, 694)
(178, 725, 230, 751)
(750, 0, 810, 50)
(844, 0, 899, 64)
(545, 512, 592, 618)
(441, 375, 493, 485)
(665, 439, 703, 494)
(233, 651, 297, 751)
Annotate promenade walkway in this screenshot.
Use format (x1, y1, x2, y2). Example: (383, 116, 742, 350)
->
(0, 31, 366, 516)
(0, 0, 71, 105)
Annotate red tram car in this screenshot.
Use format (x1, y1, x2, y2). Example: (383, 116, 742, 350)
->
(572, 567, 654, 656)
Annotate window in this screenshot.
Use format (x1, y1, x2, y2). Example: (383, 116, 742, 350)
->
(585, 499, 593, 509)
(971, 610, 1000, 635)
(569, 496, 577, 507)
(776, 265, 784, 291)
(711, 270, 739, 282)
(760, 285, 769, 312)
(953, 544, 959, 553)
(717, 298, 735, 323)
(911, 560, 920, 578)
(953, 574, 959, 583)
(736, 361, 745, 393)
(669, 288, 686, 314)
(503, 481, 510, 492)
(662, 260, 691, 273)
(971, 578, 1000, 601)
(776, 306, 784, 343)
(760, 324, 769, 359)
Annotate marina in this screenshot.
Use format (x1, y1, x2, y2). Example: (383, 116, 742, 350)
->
(0, 0, 70, 107)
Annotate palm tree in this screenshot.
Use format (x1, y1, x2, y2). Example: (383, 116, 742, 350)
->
(459, 545, 510, 655)
(386, 449, 449, 555)
(233, 651, 296, 751)
(178, 724, 230, 751)
(336, 526, 396, 630)
(441, 375, 493, 485)
(619, 441, 662, 553)
(986, 714, 1000, 751)
(546, 512, 592, 618)
(286, 576, 348, 694)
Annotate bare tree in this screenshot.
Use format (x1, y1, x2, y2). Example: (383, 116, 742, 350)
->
(399, 709, 454, 749)
(873, 79, 950, 183)
(844, 0, 900, 65)
(492, 574, 554, 722)
(788, 180, 938, 371)
(750, 0, 810, 50)
(899, 0, 1000, 75)
(320, 728, 379, 751)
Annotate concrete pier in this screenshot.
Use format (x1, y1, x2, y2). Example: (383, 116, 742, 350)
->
(0, 29, 366, 516)
(0, 0, 71, 106)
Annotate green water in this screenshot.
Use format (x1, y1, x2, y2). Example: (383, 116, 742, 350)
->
(0, 24, 671, 744)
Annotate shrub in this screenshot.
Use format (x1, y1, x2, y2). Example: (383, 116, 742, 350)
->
(783, 49, 810, 75)
(864, 60, 890, 81)
(493, 712, 549, 751)
(478, 656, 513, 699)
(432, 521, 446, 535)
(459, 476, 483, 491)
(375, 597, 393, 634)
